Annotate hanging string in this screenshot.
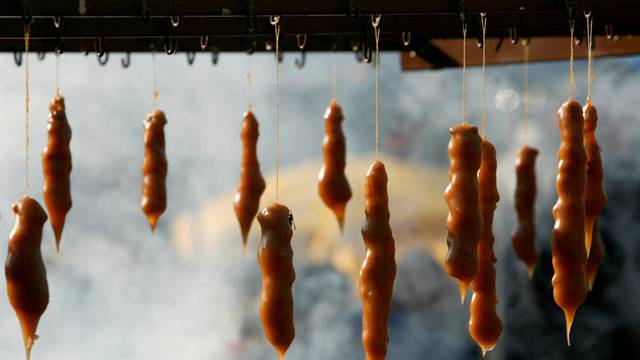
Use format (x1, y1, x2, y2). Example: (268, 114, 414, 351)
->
(481, 13, 487, 140)
(586, 11, 594, 104)
(331, 49, 337, 100)
(271, 15, 281, 202)
(462, 22, 468, 125)
(152, 49, 159, 110)
(372, 15, 381, 161)
(55, 52, 60, 96)
(523, 41, 530, 145)
(569, 20, 575, 99)
(24, 23, 31, 195)
(247, 55, 253, 110)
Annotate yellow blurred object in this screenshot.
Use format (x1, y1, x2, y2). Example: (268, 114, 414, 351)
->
(170, 155, 449, 282)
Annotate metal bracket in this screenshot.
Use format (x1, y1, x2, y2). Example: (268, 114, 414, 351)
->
(121, 52, 131, 68)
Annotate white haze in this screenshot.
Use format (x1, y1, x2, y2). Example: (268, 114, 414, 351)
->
(0, 48, 638, 360)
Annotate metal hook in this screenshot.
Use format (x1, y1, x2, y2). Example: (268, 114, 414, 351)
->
(363, 42, 372, 63)
(95, 37, 105, 57)
(212, 48, 220, 65)
(55, 34, 64, 54)
(295, 51, 306, 69)
(97, 52, 109, 66)
(121, 52, 131, 68)
(371, 14, 381, 28)
(37, 51, 46, 60)
(13, 52, 22, 66)
(351, 40, 363, 63)
(170, 16, 181, 28)
(186, 51, 196, 65)
(296, 34, 307, 50)
(605, 24, 614, 40)
(509, 28, 518, 44)
(276, 51, 284, 63)
(494, 36, 504, 52)
(53, 16, 63, 29)
(269, 15, 280, 25)
(200, 35, 209, 51)
(164, 36, 177, 55)
(401, 31, 411, 47)
(575, 30, 584, 45)
(521, 38, 530, 47)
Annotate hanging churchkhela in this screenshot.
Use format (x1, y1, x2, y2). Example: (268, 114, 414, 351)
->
(444, 19, 483, 303)
(5, 25, 50, 360)
(583, 14, 607, 257)
(234, 59, 266, 251)
(512, 41, 539, 276)
(551, 22, 588, 346)
(469, 15, 502, 355)
(258, 17, 296, 360)
(42, 55, 72, 251)
(141, 54, 168, 232)
(359, 16, 397, 360)
(318, 52, 352, 231)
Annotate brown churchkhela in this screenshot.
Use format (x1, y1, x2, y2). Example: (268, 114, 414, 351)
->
(469, 140, 503, 355)
(512, 146, 539, 275)
(5, 196, 49, 360)
(586, 218, 605, 290)
(234, 111, 266, 250)
(318, 100, 352, 231)
(583, 101, 607, 255)
(257, 203, 295, 360)
(42, 95, 72, 251)
(552, 98, 588, 345)
(141, 110, 168, 232)
(359, 160, 396, 360)
(444, 124, 483, 302)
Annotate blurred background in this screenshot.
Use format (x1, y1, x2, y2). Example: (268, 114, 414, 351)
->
(0, 48, 638, 359)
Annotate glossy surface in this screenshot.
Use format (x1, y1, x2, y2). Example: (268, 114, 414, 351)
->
(234, 111, 266, 250)
(512, 146, 539, 275)
(5, 196, 49, 360)
(551, 98, 588, 345)
(583, 101, 607, 256)
(141, 110, 167, 232)
(359, 161, 396, 360)
(257, 203, 295, 359)
(444, 124, 483, 302)
(318, 100, 352, 231)
(469, 140, 502, 355)
(586, 218, 605, 291)
(42, 95, 72, 251)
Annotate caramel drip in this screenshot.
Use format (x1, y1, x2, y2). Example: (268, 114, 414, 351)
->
(469, 141, 502, 355)
(141, 110, 168, 232)
(586, 218, 604, 291)
(552, 98, 588, 346)
(444, 124, 483, 302)
(318, 100, 352, 231)
(512, 146, 539, 276)
(5, 196, 49, 360)
(42, 95, 72, 251)
(234, 111, 266, 251)
(583, 102, 607, 256)
(359, 160, 396, 360)
(257, 203, 295, 359)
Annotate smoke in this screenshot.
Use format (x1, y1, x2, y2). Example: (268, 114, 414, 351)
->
(0, 49, 638, 360)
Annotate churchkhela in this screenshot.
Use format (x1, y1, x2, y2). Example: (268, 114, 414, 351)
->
(141, 110, 168, 232)
(583, 100, 607, 255)
(469, 140, 503, 355)
(257, 204, 296, 360)
(359, 160, 396, 360)
(551, 98, 588, 345)
(234, 110, 266, 250)
(42, 95, 72, 251)
(511, 146, 539, 275)
(318, 100, 352, 231)
(5, 196, 49, 360)
(444, 124, 483, 302)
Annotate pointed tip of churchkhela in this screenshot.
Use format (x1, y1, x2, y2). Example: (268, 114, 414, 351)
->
(481, 345, 495, 358)
(587, 275, 596, 291)
(147, 216, 159, 233)
(459, 281, 469, 304)
(563, 309, 576, 347)
(527, 265, 535, 278)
